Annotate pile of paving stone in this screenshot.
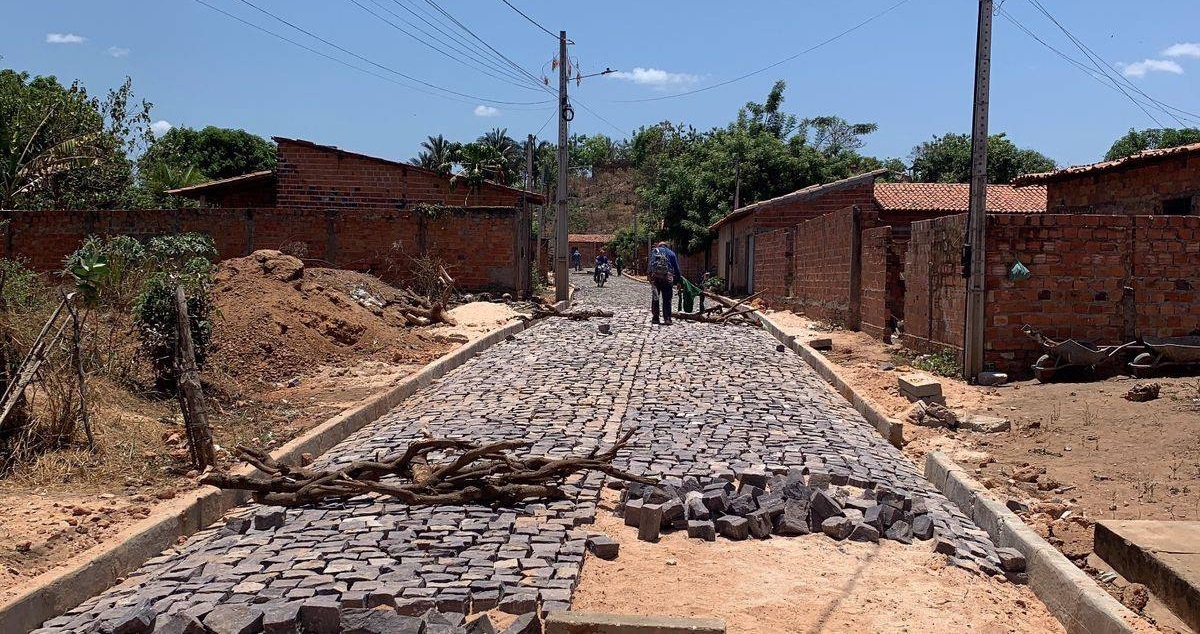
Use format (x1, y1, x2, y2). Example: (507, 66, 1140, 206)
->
(35, 601, 539, 634)
(618, 468, 936, 546)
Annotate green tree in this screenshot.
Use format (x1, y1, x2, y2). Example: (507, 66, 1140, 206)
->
(1, 70, 152, 209)
(412, 134, 457, 174)
(476, 127, 521, 185)
(138, 125, 275, 183)
(1104, 127, 1200, 161)
(909, 132, 1056, 184)
(448, 142, 505, 202)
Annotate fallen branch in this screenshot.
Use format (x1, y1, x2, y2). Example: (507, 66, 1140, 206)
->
(203, 428, 655, 507)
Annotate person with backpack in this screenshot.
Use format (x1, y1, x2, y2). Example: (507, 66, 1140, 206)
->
(647, 241, 683, 325)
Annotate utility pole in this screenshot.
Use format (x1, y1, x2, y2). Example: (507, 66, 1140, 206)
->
(733, 161, 742, 210)
(554, 30, 570, 302)
(963, 0, 993, 382)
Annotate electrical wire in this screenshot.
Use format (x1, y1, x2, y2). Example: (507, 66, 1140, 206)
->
(193, 0, 510, 107)
(610, 0, 912, 103)
(390, 0, 537, 83)
(1023, 0, 1173, 128)
(499, 0, 559, 39)
(420, 0, 556, 96)
(231, 0, 552, 105)
(997, 7, 1200, 127)
(351, 0, 541, 89)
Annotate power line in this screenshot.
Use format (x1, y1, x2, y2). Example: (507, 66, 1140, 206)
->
(193, 0, 513, 107)
(997, 7, 1200, 127)
(499, 0, 558, 39)
(386, 0, 542, 86)
(420, 0, 556, 97)
(610, 0, 912, 103)
(232, 0, 552, 105)
(348, 0, 541, 90)
(1022, 0, 1172, 128)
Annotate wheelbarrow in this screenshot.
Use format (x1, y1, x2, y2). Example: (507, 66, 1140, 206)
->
(1022, 325, 1139, 382)
(1129, 335, 1200, 377)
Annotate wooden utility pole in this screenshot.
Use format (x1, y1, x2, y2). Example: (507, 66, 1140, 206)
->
(525, 133, 537, 293)
(554, 30, 570, 302)
(963, 0, 993, 382)
(175, 286, 215, 469)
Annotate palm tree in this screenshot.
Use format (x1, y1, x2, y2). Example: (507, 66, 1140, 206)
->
(477, 128, 521, 185)
(0, 103, 102, 209)
(412, 135, 455, 175)
(449, 142, 504, 204)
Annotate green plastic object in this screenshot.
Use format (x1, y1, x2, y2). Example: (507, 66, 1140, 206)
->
(1009, 259, 1031, 282)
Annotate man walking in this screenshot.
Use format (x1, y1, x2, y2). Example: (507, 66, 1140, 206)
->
(570, 248, 581, 272)
(647, 241, 682, 325)
(614, 256, 624, 277)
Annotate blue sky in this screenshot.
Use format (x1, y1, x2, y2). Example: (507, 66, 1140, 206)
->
(3, 0, 1198, 168)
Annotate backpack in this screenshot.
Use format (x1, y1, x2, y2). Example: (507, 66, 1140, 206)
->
(648, 247, 673, 283)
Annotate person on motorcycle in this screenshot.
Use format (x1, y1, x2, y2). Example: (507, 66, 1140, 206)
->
(594, 252, 610, 286)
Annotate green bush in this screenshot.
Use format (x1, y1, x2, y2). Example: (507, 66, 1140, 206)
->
(65, 235, 148, 307)
(132, 255, 214, 390)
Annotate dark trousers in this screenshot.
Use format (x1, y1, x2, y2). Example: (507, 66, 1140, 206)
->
(650, 278, 673, 323)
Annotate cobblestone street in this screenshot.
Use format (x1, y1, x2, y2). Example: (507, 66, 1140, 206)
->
(40, 271, 1010, 632)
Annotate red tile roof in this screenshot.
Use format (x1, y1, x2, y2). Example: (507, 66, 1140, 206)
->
(568, 234, 614, 243)
(873, 183, 1047, 213)
(1013, 142, 1200, 186)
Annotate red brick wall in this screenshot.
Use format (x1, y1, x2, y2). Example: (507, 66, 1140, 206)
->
(790, 207, 879, 325)
(985, 213, 1200, 375)
(901, 214, 967, 359)
(275, 139, 530, 211)
(1, 207, 522, 291)
(1045, 154, 1200, 215)
(752, 227, 794, 307)
(717, 183, 877, 293)
(860, 226, 900, 339)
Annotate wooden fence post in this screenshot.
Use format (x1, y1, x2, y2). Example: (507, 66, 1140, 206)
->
(174, 285, 215, 469)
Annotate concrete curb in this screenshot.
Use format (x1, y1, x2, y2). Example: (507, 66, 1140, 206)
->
(0, 315, 538, 633)
(924, 452, 1143, 634)
(751, 310, 904, 448)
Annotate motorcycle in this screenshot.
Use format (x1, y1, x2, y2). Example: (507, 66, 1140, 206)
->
(594, 263, 611, 287)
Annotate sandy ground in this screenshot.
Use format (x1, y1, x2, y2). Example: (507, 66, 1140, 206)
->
(761, 309, 1199, 632)
(574, 491, 1063, 634)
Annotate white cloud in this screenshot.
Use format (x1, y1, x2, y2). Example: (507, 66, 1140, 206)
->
(107, 46, 130, 58)
(473, 104, 500, 117)
(46, 33, 86, 44)
(150, 120, 172, 137)
(1163, 42, 1200, 59)
(607, 67, 701, 89)
(1117, 58, 1184, 78)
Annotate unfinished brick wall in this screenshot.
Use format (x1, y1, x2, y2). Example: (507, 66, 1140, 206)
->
(1045, 153, 1200, 215)
(985, 213, 1200, 375)
(1, 207, 524, 291)
(860, 226, 896, 339)
(752, 227, 794, 307)
(275, 139, 531, 211)
(790, 207, 879, 325)
(901, 214, 967, 359)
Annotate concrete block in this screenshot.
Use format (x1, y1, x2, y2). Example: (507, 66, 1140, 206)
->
(976, 371, 1008, 386)
(544, 611, 725, 634)
(806, 337, 833, 351)
(898, 373, 942, 400)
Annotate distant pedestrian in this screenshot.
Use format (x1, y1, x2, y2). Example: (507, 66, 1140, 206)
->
(570, 248, 581, 272)
(647, 241, 682, 325)
(615, 256, 624, 277)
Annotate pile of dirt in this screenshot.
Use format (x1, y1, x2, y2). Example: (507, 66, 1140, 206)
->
(208, 250, 452, 385)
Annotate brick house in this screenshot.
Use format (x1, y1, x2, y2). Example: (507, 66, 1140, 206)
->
(566, 234, 613, 266)
(2, 137, 544, 294)
(1014, 141, 1200, 215)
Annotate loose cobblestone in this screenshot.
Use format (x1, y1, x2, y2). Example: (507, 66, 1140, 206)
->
(38, 272, 1003, 631)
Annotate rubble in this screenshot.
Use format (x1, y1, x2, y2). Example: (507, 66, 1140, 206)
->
(615, 471, 942, 550)
(1123, 383, 1160, 402)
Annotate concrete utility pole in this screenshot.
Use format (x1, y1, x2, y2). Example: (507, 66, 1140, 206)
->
(963, 0, 993, 382)
(554, 30, 570, 302)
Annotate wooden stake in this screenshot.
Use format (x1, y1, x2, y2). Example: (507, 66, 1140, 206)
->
(63, 295, 94, 452)
(174, 285, 215, 469)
